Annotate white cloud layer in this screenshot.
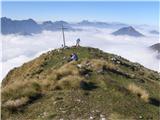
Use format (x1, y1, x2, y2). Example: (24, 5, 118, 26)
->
(1, 26, 159, 81)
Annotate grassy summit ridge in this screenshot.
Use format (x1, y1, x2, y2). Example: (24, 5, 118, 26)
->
(2, 46, 160, 120)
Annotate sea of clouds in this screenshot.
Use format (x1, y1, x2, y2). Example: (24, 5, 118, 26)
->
(0, 26, 159, 81)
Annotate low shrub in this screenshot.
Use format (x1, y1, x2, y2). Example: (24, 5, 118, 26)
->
(4, 97, 29, 110)
(56, 75, 83, 90)
(55, 62, 79, 80)
(128, 83, 149, 102)
(2, 80, 42, 102)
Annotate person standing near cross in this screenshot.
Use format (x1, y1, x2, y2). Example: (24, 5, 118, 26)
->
(76, 38, 80, 47)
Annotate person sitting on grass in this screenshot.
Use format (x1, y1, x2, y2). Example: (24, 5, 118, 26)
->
(68, 53, 78, 62)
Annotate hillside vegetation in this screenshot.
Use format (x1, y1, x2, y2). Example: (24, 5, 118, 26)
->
(2, 47, 160, 120)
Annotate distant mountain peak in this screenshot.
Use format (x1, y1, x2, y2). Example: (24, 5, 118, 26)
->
(54, 20, 69, 25)
(42, 21, 54, 25)
(150, 30, 159, 35)
(27, 18, 35, 21)
(112, 26, 144, 37)
(1, 17, 41, 35)
(127, 26, 134, 30)
(1, 17, 75, 35)
(149, 43, 160, 59)
(1, 17, 12, 21)
(150, 43, 160, 53)
(78, 20, 94, 25)
(81, 20, 91, 23)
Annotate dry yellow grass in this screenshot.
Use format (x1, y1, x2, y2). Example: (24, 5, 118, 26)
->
(56, 75, 83, 89)
(2, 80, 29, 94)
(39, 79, 56, 90)
(2, 54, 49, 86)
(128, 83, 149, 102)
(80, 59, 116, 71)
(89, 59, 116, 70)
(2, 79, 39, 93)
(4, 97, 29, 109)
(52, 61, 79, 80)
(90, 59, 106, 70)
(1, 80, 41, 102)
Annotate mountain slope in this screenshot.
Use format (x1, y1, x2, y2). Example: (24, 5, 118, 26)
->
(150, 43, 160, 53)
(1, 17, 130, 35)
(2, 47, 160, 120)
(41, 20, 74, 31)
(149, 43, 160, 59)
(150, 30, 159, 35)
(77, 20, 128, 28)
(1, 17, 75, 35)
(1, 17, 42, 35)
(112, 26, 144, 37)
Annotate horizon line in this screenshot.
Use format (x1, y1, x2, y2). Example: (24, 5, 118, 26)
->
(1, 16, 158, 27)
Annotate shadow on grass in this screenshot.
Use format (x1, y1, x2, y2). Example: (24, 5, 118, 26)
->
(80, 81, 97, 90)
(28, 93, 43, 104)
(149, 97, 160, 107)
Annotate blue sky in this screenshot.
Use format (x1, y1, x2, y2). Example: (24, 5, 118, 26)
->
(2, 1, 159, 26)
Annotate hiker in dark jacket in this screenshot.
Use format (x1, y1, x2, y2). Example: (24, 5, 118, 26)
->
(76, 38, 80, 47)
